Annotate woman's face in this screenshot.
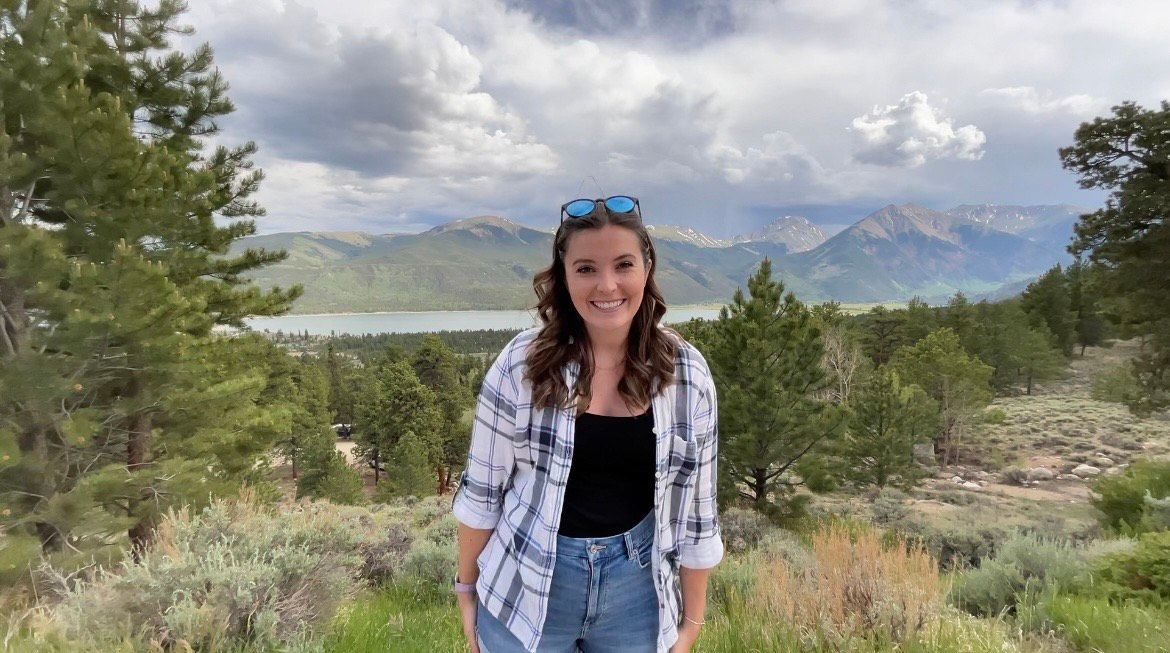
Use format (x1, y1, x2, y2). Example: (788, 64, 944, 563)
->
(562, 224, 651, 341)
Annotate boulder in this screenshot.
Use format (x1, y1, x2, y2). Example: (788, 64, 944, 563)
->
(913, 443, 936, 464)
(961, 481, 982, 491)
(1027, 467, 1055, 482)
(1057, 473, 1082, 481)
(951, 475, 965, 484)
(1095, 456, 1115, 467)
(1072, 464, 1101, 478)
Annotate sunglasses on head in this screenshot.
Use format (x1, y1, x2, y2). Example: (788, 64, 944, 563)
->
(560, 195, 641, 223)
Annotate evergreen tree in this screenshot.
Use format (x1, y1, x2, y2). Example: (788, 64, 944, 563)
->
(901, 296, 938, 347)
(1021, 266, 1076, 356)
(705, 259, 844, 519)
(1067, 259, 1109, 356)
(1061, 101, 1170, 412)
(1, 1, 298, 554)
(839, 368, 938, 489)
(890, 329, 993, 465)
(352, 359, 442, 488)
(411, 334, 471, 494)
(861, 305, 905, 366)
(940, 293, 979, 351)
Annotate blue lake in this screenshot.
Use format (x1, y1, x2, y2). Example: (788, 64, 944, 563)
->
(245, 306, 724, 336)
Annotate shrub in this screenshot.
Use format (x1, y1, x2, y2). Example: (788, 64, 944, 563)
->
(948, 533, 1091, 617)
(1040, 594, 1170, 653)
(400, 541, 457, 592)
(1091, 458, 1170, 535)
(905, 522, 1008, 570)
(1091, 362, 1142, 405)
(980, 408, 1007, 425)
(872, 487, 910, 525)
(423, 513, 458, 547)
(752, 523, 942, 645)
(33, 496, 366, 650)
(360, 522, 414, 586)
(1000, 467, 1029, 486)
(720, 507, 770, 553)
(410, 495, 450, 529)
(1093, 530, 1170, 605)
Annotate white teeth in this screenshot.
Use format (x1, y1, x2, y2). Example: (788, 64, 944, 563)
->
(590, 299, 625, 311)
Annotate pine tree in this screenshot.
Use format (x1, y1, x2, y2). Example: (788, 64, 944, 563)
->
(352, 359, 443, 489)
(1021, 266, 1076, 356)
(860, 306, 905, 366)
(1, 1, 299, 555)
(890, 328, 993, 465)
(411, 335, 472, 494)
(1061, 104, 1170, 397)
(705, 258, 844, 519)
(839, 368, 938, 489)
(1067, 259, 1109, 356)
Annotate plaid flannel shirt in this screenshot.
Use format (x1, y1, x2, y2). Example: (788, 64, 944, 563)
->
(451, 327, 723, 653)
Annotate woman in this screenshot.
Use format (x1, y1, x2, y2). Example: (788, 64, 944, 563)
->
(451, 195, 723, 653)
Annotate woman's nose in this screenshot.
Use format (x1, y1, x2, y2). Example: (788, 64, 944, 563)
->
(597, 269, 618, 292)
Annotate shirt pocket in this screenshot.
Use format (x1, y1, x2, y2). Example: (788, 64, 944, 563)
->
(665, 430, 699, 482)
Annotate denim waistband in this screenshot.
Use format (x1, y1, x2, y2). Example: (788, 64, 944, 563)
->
(555, 509, 654, 562)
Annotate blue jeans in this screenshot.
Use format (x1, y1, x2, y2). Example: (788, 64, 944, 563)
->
(476, 510, 659, 652)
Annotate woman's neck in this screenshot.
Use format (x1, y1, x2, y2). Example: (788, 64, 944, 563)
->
(585, 325, 629, 366)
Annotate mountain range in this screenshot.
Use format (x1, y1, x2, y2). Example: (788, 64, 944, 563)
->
(231, 204, 1089, 314)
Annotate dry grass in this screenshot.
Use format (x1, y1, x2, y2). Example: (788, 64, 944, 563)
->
(753, 523, 944, 645)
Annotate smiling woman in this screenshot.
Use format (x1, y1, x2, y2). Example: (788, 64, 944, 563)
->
(451, 196, 724, 653)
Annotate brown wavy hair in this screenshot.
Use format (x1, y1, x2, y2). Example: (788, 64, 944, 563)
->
(526, 207, 678, 412)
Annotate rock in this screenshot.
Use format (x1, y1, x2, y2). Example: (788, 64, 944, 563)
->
(1057, 473, 1081, 481)
(972, 471, 993, 481)
(1095, 456, 1115, 467)
(961, 481, 982, 491)
(913, 443, 936, 464)
(1072, 464, 1101, 478)
(1027, 467, 1055, 482)
(951, 475, 965, 484)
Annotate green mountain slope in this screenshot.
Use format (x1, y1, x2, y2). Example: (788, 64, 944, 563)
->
(233, 207, 1077, 312)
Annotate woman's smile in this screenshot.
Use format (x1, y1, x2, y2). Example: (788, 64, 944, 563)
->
(589, 298, 627, 312)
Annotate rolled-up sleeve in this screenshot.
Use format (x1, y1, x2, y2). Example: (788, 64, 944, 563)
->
(679, 374, 724, 569)
(451, 341, 519, 530)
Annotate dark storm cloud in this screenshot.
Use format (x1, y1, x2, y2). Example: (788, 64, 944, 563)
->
(200, 2, 554, 179)
(501, 0, 738, 46)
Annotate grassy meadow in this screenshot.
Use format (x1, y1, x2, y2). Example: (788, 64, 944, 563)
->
(2, 339, 1169, 652)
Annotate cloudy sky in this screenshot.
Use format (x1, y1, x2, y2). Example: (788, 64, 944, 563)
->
(182, 0, 1169, 238)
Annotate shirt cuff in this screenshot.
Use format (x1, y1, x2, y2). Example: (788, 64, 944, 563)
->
(452, 491, 501, 530)
(678, 533, 724, 569)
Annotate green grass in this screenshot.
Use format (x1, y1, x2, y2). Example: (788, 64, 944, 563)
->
(1043, 594, 1170, 653)
(321, 583, 466, 653)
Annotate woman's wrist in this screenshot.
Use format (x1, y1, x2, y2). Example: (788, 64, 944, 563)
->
(682, 614, 705, 627)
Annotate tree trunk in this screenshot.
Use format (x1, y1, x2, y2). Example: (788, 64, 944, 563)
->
(373, 448, 380, 485)
(127, 408, 153, 558)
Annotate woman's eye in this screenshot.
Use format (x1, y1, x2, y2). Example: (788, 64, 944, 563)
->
(577, 266, 594, 274)
(618, 261, 634, 269)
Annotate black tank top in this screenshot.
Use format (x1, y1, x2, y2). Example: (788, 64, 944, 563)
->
(557, 408, 656, 537)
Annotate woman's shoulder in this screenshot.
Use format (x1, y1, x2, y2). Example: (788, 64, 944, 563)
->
(658, 326, 714, 383)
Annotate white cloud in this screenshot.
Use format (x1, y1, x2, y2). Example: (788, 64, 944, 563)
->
(850, 92, 986, 168)
(178, 0, 1169, 235)
(979, 86, 1104, 115)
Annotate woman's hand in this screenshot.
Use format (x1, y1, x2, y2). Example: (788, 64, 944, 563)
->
(457, 591, 480, 653)
(669, 620, 702, 652)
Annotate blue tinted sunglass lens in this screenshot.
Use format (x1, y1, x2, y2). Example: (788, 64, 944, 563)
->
(605, 196, 635, 213)
(565, 199, 596, 217)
